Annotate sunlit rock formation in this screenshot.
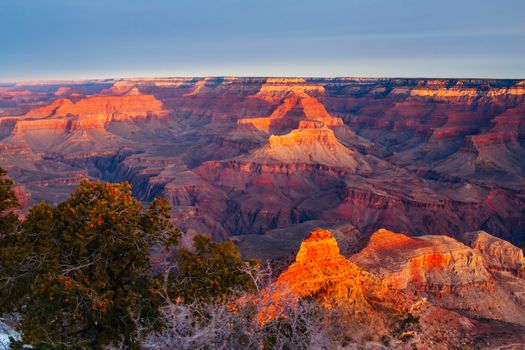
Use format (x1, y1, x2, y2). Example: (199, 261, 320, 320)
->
(237, 91, 343, 134)
(249, 127, 371, 169)
(274, 228, 372, 307)
(255, 78, 326, 100)
(461, 230, 525, 278)
(259, 228, 375, 322)
(256, 227, 525, 348)
(0, 87, 168, 152)
(351, 228, 525, 325)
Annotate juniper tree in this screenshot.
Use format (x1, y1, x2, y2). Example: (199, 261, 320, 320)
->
(0, 167, 18, 236)
(0, 180, 179, 349)
(174, 235, 258, 302)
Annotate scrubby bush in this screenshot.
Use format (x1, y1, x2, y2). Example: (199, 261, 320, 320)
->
(143, 261, 334, 350)
(142, 292, 331, 350)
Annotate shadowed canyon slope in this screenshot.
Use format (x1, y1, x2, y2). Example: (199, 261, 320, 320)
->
(1, 77, 524, 249)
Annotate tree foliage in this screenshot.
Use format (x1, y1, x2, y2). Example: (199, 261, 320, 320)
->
(0, 167, 19, 236)
(0, 179, 180, 349)
(174, 235, 258, 302)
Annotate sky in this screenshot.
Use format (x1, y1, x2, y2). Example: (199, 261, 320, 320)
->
(1, 0, 524, 81)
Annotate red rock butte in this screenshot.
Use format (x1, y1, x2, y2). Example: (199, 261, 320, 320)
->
(268, 228, 372, 310)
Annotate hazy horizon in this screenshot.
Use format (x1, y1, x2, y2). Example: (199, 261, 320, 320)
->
(3, 74, 525, 86)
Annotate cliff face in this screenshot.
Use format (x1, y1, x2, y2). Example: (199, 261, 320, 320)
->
(248, 127, 372, 170)
(461, 230, 525, 278)
(1, 83, 168, 153)
(351, 229, 491, 292)
(236, 91, 343, 134)
(351, 229, 525, 325)
(53, 94, 167, 121)
(275, 228, 372, 307)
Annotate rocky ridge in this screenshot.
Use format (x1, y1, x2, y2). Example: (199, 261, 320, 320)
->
(351, 228, 525, 326)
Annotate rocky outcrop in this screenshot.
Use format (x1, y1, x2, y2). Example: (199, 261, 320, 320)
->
(351, 229, 525, 325)
(0, 90, 169, 152)
(237, 91, 343, 134)
(351, 229, 491, 292)
(265, 228, 373, 313)
(257, 227, 525, 348)
(248, 127, 372, 170)
(52, 94, 168, 121)
(255, 78, 325, 100)
(408, 80, 525, 98)
(461, 230, 525, 278)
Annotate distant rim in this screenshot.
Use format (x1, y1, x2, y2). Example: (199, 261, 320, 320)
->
(2, 76, 524, 86)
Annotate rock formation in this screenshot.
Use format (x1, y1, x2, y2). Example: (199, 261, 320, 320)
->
(461, 230, 525, 278)
(0, 87, 168, 152)
(259, 227, 525, 348)
(273, 228, 372, 308)
(351, 228, 525, 325)
(248, 127, 372, 170)
(257, 228, 376, 324)
(236, 91, 343, 134)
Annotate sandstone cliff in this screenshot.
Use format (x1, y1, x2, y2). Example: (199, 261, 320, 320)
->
(461, 230, 525, 278)
(351, 228, 525, 325)
(248, 127, 372, 170)
(259, 227, 525, 348)
(0, 88, 169, 152)
(274, 228, 373, 308)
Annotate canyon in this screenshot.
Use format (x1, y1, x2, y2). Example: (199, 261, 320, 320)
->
(0, 77, 524, 251)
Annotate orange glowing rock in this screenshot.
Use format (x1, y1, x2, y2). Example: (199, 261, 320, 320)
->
(262, 228, 372, 317)
(4, 90, 169, 151)
(351, 228, 491, 291)
(237, 91, 342, 133)
(24, 98, 73, 118)
(300, 95, 343, 127)
(351, 229, 525, 325)
(248, 127, 372, 170)
(255, 78, 326, 99)
(54, 94, 167, 121)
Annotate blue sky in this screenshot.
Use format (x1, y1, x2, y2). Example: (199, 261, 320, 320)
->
(1, 0, 524, 81)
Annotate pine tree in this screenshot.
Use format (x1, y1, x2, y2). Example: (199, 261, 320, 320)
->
(0, 180, 179, 349)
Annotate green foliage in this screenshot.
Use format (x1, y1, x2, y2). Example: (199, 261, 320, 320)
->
(174, 235, 258, 302)
(0, 179, 180, 349)
(0, 167, 19, 236)
(393, 310, 420, 342)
